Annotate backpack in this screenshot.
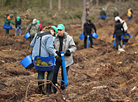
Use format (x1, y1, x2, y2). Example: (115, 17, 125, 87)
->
(33, 32, 50, 56)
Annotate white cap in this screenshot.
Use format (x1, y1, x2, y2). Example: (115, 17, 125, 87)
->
(115, 16, 120, 21)
(33, 19, 37, 23)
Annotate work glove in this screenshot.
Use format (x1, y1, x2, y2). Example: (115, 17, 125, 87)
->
(56, 51, 61, 57)
(65, 50, 71, 56)
(55, 55, 62, 64)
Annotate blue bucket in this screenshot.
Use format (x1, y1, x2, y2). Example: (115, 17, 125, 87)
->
(92, 32, 98, 39)
(121, 33, 131, 40)
(34, 56, 55, 71)
(24, 32, 31, 39)
(98, 15, 102, 19)
(3, 24, 12, 30)
(20, 55, 34, 69)
(79, 32, 85, 40)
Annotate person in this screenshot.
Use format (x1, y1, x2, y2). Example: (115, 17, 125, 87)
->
(52, 24, 76, 93)
(83, 19, 96, 48)
(120, 18, 128, 48)
(50, 26, 57, 37)
(15, 16, 22, 36)
(130, 8, 133, 18)
(4, 14, 15, 35)
(37, 20, 43, 31)
(100, 8, 107, 20)
(127, 8, 132, 21)
(113, 8, 119, 18)
(30, 30, 62, 95)
(114, 16, 124, 51)
(25, 19, 40, 42)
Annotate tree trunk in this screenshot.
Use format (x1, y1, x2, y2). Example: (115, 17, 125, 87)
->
(119, 0, 121, 16)
(82, 0, 86, 29)
(19, 0, 22, 8)
(49, 0, 52, 10)
(71, 0, 73, 9)
(58, 0, 61, 11)
(115, 0, 118, 3)
(96, 0, 99, 6)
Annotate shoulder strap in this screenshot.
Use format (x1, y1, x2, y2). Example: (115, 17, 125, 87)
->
(33, 32, 50, 56)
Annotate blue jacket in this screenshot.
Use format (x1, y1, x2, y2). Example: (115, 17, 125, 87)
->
(30, 31, 57, 60)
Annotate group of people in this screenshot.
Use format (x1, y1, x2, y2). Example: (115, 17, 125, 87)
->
(99, 7, 133, 21)
(29, 21, 76, 94)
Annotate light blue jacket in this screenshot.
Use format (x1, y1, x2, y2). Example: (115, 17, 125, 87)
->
(30, 31, 57, 60)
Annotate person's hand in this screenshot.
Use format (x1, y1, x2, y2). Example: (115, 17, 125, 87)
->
(65, 50, 71, 56)
(56, 51, 60, 57)
(55, 55, 62, 64)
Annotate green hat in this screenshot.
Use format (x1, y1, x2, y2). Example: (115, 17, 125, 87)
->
(115, 8, 117, 10)
(102, 8, 105, 10)
(17, 16, 20, 21)
(37, 20, 40, 24)
(51, 26, 58, 34)
(57, 24, 65, 30)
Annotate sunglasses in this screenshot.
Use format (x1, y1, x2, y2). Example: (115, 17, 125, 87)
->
(58, 29, 62, 31)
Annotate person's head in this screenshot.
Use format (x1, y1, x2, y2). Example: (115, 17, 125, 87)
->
(32, 19, 37, 23)
(102, 8, 105, 10)
(10, 14, 14, 19)
(57, 24, 65, 37)
(87, 19, 91, 24)
(115, 7, 117, 11)
(37, 20, 40, 24)
(50, 26, 57, 36)
(115, 16, 120, 22)
(17, 16, 20, 21)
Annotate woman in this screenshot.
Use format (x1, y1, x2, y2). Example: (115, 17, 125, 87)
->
(114, 16, 124, 51)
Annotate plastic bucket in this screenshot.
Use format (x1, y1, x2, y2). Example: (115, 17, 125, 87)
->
(24, 32, 31, 39)
(3, 24, 12, 30)
(98, 15, 102, 19)
(79, 32, 85, 40)
(92, 32, 98, 39)
(34, 56, 55, 71)
(20, 55, 34, 69)
(121, 33, 131, 40)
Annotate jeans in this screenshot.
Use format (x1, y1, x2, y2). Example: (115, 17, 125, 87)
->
(15, 25, 21, 36)
(52, 62, 69, 92)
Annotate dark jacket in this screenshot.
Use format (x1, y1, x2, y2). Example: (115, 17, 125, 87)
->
(100, 10, 106, 16)
(114, 20, 124, 36)
(15, 18, 22, 28)
(83, 22, 96, 36)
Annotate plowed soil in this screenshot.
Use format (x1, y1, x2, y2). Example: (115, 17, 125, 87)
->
(1, 12, 138, 102)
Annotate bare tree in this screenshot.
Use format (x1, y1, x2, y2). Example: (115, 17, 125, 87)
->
(119, 0, 121, 16)
(82, 0, 86, 28)
(96, 0, 99, 6)
(58, 0, 61, 11)
(49, 0, 52, 10)
(71, 0, 73, 9)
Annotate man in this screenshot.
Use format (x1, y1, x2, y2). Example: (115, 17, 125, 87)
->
(15, 16, 22, 36)
(26, 19, 40, 42)
(53, 24, 76, 93)
(83, 19, 96, 48)
(4, 14, 15, 35)
(30, 30, 62, 94)
(113, 8, 119, 18)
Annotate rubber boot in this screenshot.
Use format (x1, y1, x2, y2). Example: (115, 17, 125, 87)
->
(38, 83, 45, 95)
(123, 45, 125, 49)
(46, 84, 52, 94)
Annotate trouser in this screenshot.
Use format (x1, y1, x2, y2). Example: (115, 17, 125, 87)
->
(38, 70, 54, 83)
(84, 35, 93, 48)
(116, 35, 122, 50)
(123, 39, 128, 45)
(53, 62, 69, 92)
(128, 16, 131, 21)
(15, 25, 21, 36)
(6, 29, 9, 34)
(29, 34, 35, 43)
